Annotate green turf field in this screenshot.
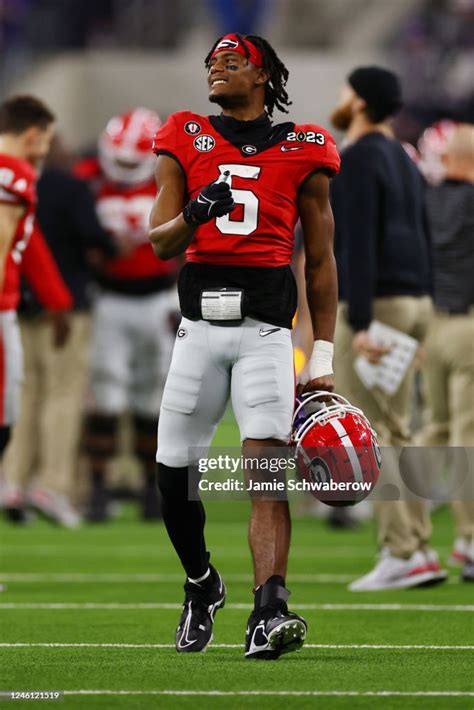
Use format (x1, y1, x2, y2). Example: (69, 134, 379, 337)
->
(1, 414, 473, 709)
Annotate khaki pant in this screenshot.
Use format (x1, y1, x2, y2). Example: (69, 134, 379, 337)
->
(420, 310, 474, 541)
(4, 313, 90, 497)
(334, 296, 433, 558)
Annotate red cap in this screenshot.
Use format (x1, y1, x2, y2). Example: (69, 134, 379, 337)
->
(210, 34, 263, 68)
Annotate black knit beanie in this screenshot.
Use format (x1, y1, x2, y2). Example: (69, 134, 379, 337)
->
(348, 66, 403, 122)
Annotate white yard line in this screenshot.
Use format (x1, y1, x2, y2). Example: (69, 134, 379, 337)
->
(1, 643, 473, 650)
(0, 573, 353, 584)
(0, 602, 472, 611)
(58, 690, 474, 698)
(3, 544, 443, 557)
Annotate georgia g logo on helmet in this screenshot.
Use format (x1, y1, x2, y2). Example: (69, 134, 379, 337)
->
(99, 107, 162, 186)
(309, 457, 331, 485)
(215, 38, 239, 52)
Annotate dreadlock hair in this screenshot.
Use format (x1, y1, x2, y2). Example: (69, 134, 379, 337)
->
(205, 34, 292, 117)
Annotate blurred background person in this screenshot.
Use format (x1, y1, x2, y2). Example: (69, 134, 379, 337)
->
(329, 66, 446, 590)
(0, 95, 73, 513)
(2, 135, 116, 527)
(75, 108, 178, 523)
(417, 119, 458, 185)
(420, 123, 474, 582)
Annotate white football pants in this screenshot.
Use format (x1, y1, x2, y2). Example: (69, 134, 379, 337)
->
(157, 317, 295, 467)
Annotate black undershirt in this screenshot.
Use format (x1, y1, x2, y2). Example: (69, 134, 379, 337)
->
(179, 113, 298, 330)
(209, 113, 294, 154)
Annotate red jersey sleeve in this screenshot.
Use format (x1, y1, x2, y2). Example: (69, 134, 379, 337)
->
(21, 224, 73, 311)
(293, 125, 340, 187)
(0, 154, 36, 207)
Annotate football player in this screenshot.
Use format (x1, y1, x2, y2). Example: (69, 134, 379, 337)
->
(76, 108, 178, 522)
(0, 96, 71, 467)
(149, 34, 340, 658)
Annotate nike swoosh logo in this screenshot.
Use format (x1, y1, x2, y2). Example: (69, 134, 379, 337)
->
(280, 145, 304, 152)
(177, 602, 197, 649)
(259, 327, 281, 337)
(247, 621, 269, 653)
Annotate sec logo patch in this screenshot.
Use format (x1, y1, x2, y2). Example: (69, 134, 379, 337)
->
(184, 121, 201, 135)
(194, 134, 215, 153)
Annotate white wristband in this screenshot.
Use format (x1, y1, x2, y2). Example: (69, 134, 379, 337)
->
(308, 340, 334, 380)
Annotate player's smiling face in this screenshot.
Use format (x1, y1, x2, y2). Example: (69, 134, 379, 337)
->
(207, 51, 266, 108)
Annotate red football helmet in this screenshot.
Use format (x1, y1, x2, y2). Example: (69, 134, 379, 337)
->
(291, 392, 381, 507)
(98, 107, 161, 185)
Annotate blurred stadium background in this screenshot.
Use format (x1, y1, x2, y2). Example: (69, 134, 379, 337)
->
(0, 0, 473, 706)
(1, 0, 472, 147)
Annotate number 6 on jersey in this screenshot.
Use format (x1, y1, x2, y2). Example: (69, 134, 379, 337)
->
(215, 164, 261, 236)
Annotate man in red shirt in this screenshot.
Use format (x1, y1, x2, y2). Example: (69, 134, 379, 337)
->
(149, 33, 340, 658)
(0, 96, 71, 465)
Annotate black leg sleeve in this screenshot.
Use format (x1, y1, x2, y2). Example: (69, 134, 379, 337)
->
(157, 463, 209, 579)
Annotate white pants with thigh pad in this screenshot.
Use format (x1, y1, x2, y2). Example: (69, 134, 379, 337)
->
(89, 290, 175, 416)
(157, 317, 294, 467)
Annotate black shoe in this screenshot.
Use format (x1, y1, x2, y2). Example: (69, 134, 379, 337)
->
(245, 579, 307, 660)
(176, 565, 226, 653)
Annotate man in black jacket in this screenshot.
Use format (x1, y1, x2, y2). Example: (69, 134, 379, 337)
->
(330, 66, 446, 590)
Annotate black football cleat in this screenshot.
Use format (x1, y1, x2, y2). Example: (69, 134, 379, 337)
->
(176, 565, 226, 653)
(245, 578, 307, 660)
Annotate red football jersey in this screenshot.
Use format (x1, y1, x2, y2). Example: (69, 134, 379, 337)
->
(0, 153, 36, 311)
(153, 111, 340, 267)
(75, 157, 176, 281)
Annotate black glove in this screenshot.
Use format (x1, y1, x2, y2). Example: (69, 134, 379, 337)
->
(183, 176, 235, 225)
